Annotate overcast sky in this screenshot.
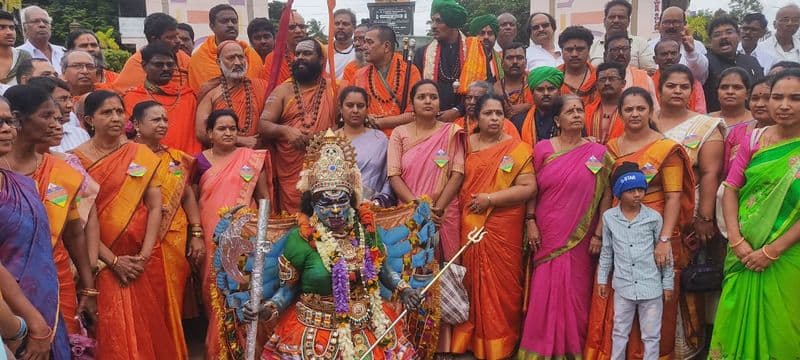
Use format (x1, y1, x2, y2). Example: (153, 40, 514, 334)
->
(294, 0, 793, 35)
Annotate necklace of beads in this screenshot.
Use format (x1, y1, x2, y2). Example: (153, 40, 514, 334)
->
(292, 77, 327, 135)
(221, 78, 255, 136)
(438, 39, 462, 82)
(502, 78, 527, 106)
(143, 81, 182, 112)
(367, 58, 402, 105)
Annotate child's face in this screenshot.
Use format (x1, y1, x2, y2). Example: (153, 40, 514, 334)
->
(620, 188, 645, 205)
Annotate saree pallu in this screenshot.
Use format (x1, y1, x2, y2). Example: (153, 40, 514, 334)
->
(155, 148, 195, 360)
(585, 139, 696, 360)
(451, 139, 532, 359)
(0, 169, 70, 359)
(518, 141, 611, 360)
(77, 142, 178, 360)
(198, 147, 270, 359)
(31, 153, 84, 335)
(709, 138, 800, 359)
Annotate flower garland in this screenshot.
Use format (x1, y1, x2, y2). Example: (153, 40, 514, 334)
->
(304, 206, 391, 357)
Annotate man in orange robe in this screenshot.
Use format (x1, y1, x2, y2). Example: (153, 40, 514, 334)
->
(123, 42, 200, 155)
(341, 23, 369, 84)
(260, 10, 307, 89)
(557, 26, 598, 105)
(354, 25, 420, 135)
(518, 66, 563, 145)
(114, 13, 190, 94)
(455, 80, 519, 140)
(188, 5, 263, 92)
(652, 38, 707, 113)
(196, 41, 267, 149)
(585, 62, 626, 144)
(259, 38, 337, 214)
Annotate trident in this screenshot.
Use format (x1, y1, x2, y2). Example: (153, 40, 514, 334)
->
(358, 226, 487, 360)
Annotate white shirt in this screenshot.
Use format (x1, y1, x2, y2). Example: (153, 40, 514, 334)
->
(649, 35, 709, 83)
(590, 35, 657, 71)
(51, 120, 89, 153)
(17, 40, 66, 75)
(756, 34, 800, 64)
(0, 84, 10, 95)
(332, 43, 356, 80)
(738, 43, 776, 76)
(526, 40, 563, 71)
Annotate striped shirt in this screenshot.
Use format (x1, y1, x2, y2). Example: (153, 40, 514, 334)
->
(51, 121, 89, 153)
(598, 205, 674, 301)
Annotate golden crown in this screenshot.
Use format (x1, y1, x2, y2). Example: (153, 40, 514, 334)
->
(296, 129, 363, 202)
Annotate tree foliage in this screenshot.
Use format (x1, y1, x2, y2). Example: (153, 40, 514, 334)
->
(727, 0, 763, 23)
(22, 0, 119, 45)
(687, 10, 714, 45)
(459, 0, 530, 43)
(268, 1, 285, 24)
(307, 19, 327, 44)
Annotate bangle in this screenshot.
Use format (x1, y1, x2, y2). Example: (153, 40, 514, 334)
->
(190, 223, 201, 228)
(592, 234, 602, 240)
(729, 238, 745, 248)
(762, 245, 779, 260)
(4, 316, 27, 342)
(396, 279, 411, 293)
(658, 236, 671, 243)
(28, 327, 52, 340)
(111, 256, 119, 268)
(486, 194, 493, 205)
(78, 288, 100, 297)
(191, 230, 203, 238)
(695, 215, 713, 222)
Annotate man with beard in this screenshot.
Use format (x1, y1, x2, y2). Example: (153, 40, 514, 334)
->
(649, 7, 709, 84)
(261, 11, 307, 89)
(584, 62, 626, 144)
(526, 12, 562, 70)
(496, 13, 517, 52)
(739, 13, 776, 72)
(517, 66, 563, 144)
(341, 22, 369, 84)
(757, 4, 800, 63)
(558, 25, 597, 105)
(177, 23, 195, 56)
(60, 50, 97, 97)
(0, 11, 30, 85)
(66, 29, 117, 87)
(589, 0, 656, 73)
(354, 25, 420, 135)
(113, 13, 191, 94)
(455, 80, 519, 137)
(331, 9, 357, 79)
(704, 16, 764, 112)
(17, 6, 64, 75)
(259, 38, 337, 213)
(29, 77, 89, 152)
(603, 33, 657, 96)
(123, 42, 200, 154)
(415, 0, 489, 120)
(247, 18, 275, 62)
(188, 4, 263, 92)
(652, 39, 707, 113)
(494, 42, 531, 118)
(196, 41, 268, 149)
(469, 14, 502, 83)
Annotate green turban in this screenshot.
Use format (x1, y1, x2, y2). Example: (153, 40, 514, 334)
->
(431, 0, 468, 28)
(469, 15, 499, 36)
(527, 66, 564, 89)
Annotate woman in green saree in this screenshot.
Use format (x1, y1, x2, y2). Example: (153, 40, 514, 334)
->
(711, 69, 800, 358)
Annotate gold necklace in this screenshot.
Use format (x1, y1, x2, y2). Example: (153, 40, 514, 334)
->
(90, 139, 125, 158)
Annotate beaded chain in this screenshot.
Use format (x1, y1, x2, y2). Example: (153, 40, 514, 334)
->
(367, 58, 402, 106)
(438, 39, 462, 83)
(143, 81, 182, 112)
(292, 77, 327, 134)
(221, 79, 255, 136)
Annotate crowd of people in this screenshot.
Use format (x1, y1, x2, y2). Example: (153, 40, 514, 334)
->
(0, 0, 798, 359)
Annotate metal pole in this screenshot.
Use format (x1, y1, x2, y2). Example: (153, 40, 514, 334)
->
(246, 199, 271, 360)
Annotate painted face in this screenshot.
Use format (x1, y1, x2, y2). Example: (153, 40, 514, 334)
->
(313, 190, 353, 230)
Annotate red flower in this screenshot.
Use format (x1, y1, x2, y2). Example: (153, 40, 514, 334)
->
(358, 203, 376, 232)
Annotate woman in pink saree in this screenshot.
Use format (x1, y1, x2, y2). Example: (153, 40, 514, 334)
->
(192, 109, 272, 359)
(518, 95, 612, 359)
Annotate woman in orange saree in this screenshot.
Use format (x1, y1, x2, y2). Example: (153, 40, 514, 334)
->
(130, 101, 206, 359)
(584, 87, 695, 360)
(451, 94, 536, 360)
(72, 90, 177, 359)
(193, 109, 272, 359)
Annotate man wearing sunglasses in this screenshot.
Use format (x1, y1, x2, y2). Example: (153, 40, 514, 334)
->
(525, 12, 562, 71)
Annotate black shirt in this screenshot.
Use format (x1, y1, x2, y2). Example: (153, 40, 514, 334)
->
(415, 40, 461, 111)
(704, 52, 764, 113)
(511, 108, 558, 141)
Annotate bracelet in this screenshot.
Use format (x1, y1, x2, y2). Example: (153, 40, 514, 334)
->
(592, 234, 602, 240)
(762, 245, 779, 260)
(3, 316, 27, 342)
(524, 214, 535, 220)
(729, 238, 745, 248)
(78, 288, 100, 297)
(27, 327, 52, 340)
(396, 279, 411, 293)
(111, 256, 119, 268)
(190, 223, 202, 228)
(658, 236, 671, 243)
(695, 215, 713, 222)
(486, 194, 493, 205)
(191, 230, 203, 238)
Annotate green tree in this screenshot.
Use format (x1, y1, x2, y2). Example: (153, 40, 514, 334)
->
(307, 18, 327, 44)
(459, 0, 529, 43)
(728, 0, 763, 23)
(268, 1, 285, 24)
(23, 0, 119, 45)
(687, 10, 713, 45)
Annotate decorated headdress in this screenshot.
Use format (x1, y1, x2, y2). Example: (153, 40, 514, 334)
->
(296, 129, 363, 203)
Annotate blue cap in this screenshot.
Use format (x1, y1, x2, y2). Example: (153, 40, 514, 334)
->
(613, 171, 648, 198)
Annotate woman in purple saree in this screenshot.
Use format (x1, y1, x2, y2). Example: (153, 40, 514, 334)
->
(518, 95, 612, 359)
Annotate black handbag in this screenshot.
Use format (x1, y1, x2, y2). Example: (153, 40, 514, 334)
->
(681, 247, 723, 293)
